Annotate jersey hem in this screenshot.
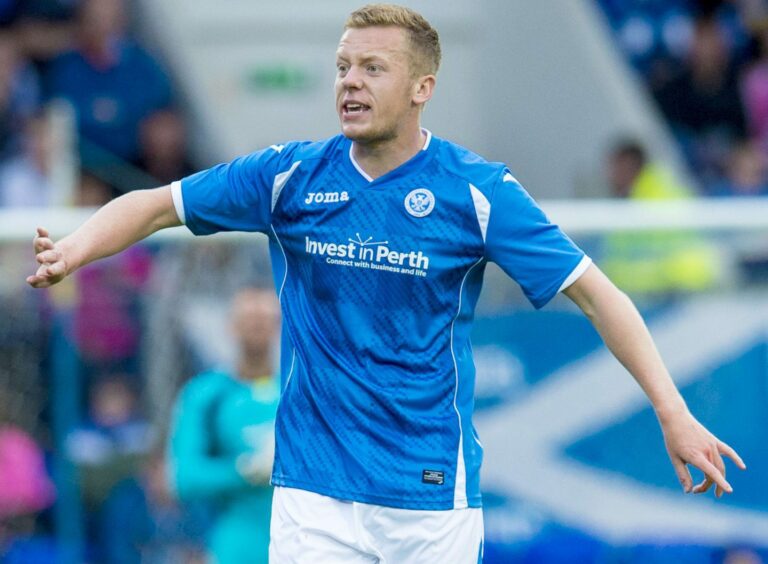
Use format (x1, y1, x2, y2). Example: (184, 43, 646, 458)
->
(271, 476, 483, 510)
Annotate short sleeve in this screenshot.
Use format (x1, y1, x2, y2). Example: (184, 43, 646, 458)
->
(484, 171, 591, 309)
(174, 144, 297, 235)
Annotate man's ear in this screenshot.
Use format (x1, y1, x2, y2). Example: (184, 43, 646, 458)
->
(412, 74, 436, 106)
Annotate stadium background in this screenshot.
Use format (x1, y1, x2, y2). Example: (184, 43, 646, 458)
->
(0, 0, 767, 562)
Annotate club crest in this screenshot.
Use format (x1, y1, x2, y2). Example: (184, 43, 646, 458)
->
(404, 188, 435, 218)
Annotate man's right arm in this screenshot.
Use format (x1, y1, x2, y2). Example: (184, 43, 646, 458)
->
(27, 185, 181, 288)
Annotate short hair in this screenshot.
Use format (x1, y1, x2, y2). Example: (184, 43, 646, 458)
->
(345, 4, 441, 77)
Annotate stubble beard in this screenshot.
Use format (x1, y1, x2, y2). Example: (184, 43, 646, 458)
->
(342, 119, 399, 150)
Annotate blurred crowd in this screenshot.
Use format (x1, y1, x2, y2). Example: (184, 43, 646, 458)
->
(0, 0, 202, 561)
(600, 0, 768, 197)
(0, 0, 766, 562)
(0, 0, 192, 209)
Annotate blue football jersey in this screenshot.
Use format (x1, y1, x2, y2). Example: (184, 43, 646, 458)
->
(172, 131, 590, 510)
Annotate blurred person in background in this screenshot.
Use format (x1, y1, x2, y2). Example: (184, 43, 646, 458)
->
(602, 138, 721, 295)
(98, 447, 209, 564)
(75, 170, 112, 207)
(0, 391, 56, 561)
(741, 24, 768, 153)
(66, 373, 154, 512)
(606, 137, 691, 200)
(45, 0, 176, 168)
(0, 29, 41, 160)
(14, 0, 79, 71)
(0, 113, 55, 207)
(710, 139, 768, 196)
(168, 287, 280, 564)
(0, 425, 55, 550)
(137, 109, 195, 187)
(654, 14, 747, 184)
(27, 4, 747, 561)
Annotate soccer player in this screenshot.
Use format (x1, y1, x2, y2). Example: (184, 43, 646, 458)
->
(28, 4, 745, 562)
(168, 287, 280, 564)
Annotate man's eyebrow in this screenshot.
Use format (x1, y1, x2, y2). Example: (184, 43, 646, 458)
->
(335, 52, 391, 65)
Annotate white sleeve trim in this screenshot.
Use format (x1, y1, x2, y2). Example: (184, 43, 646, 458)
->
(272, 161, 302, 211)
(468, 183, 490, 243)
(557, 255, 592, 293)
(171, 180, 186, 224)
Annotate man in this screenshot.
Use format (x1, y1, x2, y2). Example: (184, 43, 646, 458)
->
(46, 0, 175, 165)
(28, 4, 744, 562)
(168, 287, 280, 564)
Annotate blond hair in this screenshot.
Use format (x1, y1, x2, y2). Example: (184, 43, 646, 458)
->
(345, 4, 441, 77)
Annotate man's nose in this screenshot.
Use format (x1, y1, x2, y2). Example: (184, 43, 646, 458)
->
(342, 66, 364, 89)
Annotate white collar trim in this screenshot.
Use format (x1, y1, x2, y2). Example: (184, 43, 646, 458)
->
(349, 129, 432, 183)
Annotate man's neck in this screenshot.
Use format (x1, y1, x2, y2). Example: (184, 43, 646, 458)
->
(351, 128, 426, 180)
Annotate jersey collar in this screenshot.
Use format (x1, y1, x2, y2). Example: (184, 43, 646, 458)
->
(346, 129, 435, 185)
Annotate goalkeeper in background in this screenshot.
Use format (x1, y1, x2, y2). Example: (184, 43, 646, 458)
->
(167, 287, 280, 564)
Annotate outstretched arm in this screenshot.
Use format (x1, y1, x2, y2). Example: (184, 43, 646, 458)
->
(27, 186, 181, 288)
(563, 264, 746, 496)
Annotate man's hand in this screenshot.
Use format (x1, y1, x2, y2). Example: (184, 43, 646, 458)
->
(660, 408, 746, 497)
(27, 227, 69, 288)
(564, 266, 746, 499)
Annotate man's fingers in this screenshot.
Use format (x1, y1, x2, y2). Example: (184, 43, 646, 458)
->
(45, 262, 66, 277)
(692, 476, 711, 494)
(34, 238, 53, 253)
(33, 227, 53, 253)
(36, 249, 61, 265)
(693, 455, 732, 494)
(26, 261, 65, 288)
(26, 274, 52, 288)
(711, 449, 726, 498)
(671, 457, 693, 493)
(718, 441, 746, 470)
(691, 478, 714, 494)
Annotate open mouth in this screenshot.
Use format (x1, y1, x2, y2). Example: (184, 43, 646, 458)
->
(343, 102, 371, 115)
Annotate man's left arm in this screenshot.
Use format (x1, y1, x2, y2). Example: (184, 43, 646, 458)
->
(563, 263, 746, 497)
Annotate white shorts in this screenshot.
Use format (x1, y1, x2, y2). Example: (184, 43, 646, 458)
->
(269, 486, 484, 563)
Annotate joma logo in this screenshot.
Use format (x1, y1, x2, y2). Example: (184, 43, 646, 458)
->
(304, 191, 350, 205)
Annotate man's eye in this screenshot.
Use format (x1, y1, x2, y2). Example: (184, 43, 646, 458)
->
(367, 65, 381, 73)
(337, 64, 348, 73)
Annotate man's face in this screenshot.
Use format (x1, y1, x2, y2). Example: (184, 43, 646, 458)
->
(232, 290, 280, 356)
(335, 26, 420, 145)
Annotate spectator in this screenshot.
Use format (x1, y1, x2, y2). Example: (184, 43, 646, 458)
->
(45, 0, 174, 166)
(0, 425, 55, 524)
(98, 449, 209, 564)
(15, 0, 78, 69)
(168, 288, 280, 564)
(601, 138, 720, 295)
(138, 109, 194, 186)
(710, 140, 768, 196)
(75, 170, 112, 207)
(0, 113, 55, 207)
(66, 374, 154, 510)
(0, 29, 41, 159)
(0, 411, 55, 561)
(606, 138, 691, 199)
(654, 15, 747, 182)
(741, 26, 768, 152)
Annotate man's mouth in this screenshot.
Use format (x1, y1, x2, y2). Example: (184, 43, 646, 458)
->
(342, 102, 371, 115)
